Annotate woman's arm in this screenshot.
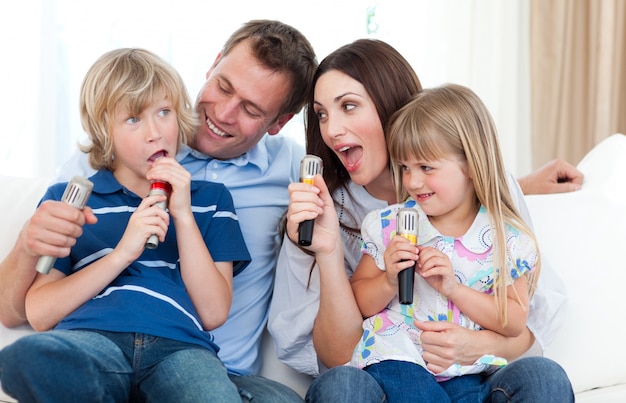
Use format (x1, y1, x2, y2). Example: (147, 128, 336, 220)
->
(277, 175, 364, 369)
(416, 320, 535, 374)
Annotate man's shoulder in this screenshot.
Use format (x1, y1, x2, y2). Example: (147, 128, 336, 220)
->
(263, 135, 305, 161)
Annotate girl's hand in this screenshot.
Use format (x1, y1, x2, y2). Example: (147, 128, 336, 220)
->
(383, 235, 419, 287)
(417, 246, 458, 297)
(146, 157, 192, 220)
(285, 174, 339, 256)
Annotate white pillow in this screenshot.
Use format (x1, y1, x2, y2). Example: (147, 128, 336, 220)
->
(525, 134, 626, 394)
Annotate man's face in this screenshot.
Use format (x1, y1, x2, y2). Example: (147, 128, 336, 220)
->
(193, 41, 293, 160)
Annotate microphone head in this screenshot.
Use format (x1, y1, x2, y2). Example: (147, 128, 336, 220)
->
(300, 155, 323, 184)
(396, 208, 418, 245)
(62, 176, 94, 209)
(150, 180, 172, 195)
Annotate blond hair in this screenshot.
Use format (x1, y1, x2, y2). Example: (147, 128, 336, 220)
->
(79, 48, 197, 170)
(387, 83, 540, 327)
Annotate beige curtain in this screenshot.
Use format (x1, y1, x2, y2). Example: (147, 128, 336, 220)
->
(530, 0, 626, 169)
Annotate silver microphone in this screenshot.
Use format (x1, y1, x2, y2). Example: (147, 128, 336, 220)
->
(145, 180, 171, 249)
(397, 207, 418, 304)
(35, 176, 94, 274)
(298, 155, 323, 246)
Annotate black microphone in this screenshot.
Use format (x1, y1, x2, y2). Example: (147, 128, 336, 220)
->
(397, 207, 418, 304)
(35, 176, 94, 274)
(298, 155, 323, 246)
(145, 180, 172, 249)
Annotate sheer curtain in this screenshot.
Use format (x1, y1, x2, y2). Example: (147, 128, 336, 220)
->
(530, 0, 626, 169)
(1, 0, 532, 178)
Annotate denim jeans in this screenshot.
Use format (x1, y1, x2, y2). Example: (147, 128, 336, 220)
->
(0, 329, 240, 402)
(306, 357, 573, 402)
(229, 373, 304, 402)
(487, 356, 574, 402)
(365, 360, 488, 403)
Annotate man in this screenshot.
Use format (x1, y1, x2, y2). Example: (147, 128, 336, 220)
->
(0, 19, 316, 402)
(0, 18, 583, 402)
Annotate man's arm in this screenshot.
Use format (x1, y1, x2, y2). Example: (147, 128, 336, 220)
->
(518, 159, 583, 195)
(0, 201, 96, 327)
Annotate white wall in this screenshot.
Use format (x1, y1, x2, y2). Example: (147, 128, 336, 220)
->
(0, 0, 531, 178)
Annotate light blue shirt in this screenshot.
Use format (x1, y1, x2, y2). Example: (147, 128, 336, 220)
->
(57, 135, 305, 375)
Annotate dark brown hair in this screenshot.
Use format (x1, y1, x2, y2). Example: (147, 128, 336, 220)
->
(221, 19, 318, 117)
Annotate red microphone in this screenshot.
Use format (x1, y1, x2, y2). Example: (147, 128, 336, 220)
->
(298, 155, 323, 246)
(397, 207, 418, 304)
(36, 176, 94, 274)
(145, 180, 171, 249)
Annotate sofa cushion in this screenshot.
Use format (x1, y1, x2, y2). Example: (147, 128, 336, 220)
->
(525, 134, 626, 394)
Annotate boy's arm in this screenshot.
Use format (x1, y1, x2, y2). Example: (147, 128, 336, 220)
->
(175, 210, 233, 331)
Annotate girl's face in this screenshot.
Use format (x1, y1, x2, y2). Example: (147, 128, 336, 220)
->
(313, 70, 390, 189)
(400, 153, 477, 233)
(110, 95, 179, 190)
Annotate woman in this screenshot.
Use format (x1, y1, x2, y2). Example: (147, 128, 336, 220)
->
(268, 39, 573, 402)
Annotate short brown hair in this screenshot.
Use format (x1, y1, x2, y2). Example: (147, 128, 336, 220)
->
(221, 19, 317, 117)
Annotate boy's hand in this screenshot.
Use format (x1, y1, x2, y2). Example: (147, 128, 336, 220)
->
(147, 157, 191, 219)
(117, 195, 170, 262)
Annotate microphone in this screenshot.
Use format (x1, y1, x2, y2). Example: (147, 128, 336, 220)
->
(35, 176, 94, 274)
(397, 207, 418, 304)
(298, 155, 323, 246)
(145, 180, 172, 249)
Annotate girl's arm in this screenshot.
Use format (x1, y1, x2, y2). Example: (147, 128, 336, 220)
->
(418, 246, 529, 337)
(350, 235, 419, 317)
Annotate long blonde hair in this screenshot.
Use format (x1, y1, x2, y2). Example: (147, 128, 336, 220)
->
(387, 83, 540, 327)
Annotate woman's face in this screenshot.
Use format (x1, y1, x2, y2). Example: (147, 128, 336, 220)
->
(313, 70, 390, 188)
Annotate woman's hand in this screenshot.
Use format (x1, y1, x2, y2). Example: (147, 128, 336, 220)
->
(415, 320, 479, 373)
(285, 174, 340, 256)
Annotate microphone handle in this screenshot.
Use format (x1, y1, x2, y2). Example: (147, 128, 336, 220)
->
(298, 220, 315, 246)
(35, 176, 93, 274)
(398, 264, 415, 304)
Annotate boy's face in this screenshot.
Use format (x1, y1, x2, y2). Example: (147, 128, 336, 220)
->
(110, 96, 179, 187)
(193, 41, 294, 160)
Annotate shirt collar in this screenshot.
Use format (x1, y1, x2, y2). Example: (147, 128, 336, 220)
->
(176, 136, 270, 172)
(407, 198, 492, 254)
(89, 169, 200, 197)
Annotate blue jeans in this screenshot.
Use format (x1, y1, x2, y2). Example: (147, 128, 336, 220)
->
(364, 360, 488, 403)
(487, 356, 574, 402)
(229, 373, 304, 402)
(0, 329, 240, 402)
(306, 357, 573, 402)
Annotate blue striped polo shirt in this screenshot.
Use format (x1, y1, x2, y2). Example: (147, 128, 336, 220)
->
(40, 170, 251, 353)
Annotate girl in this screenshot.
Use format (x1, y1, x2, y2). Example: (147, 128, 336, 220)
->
(349, 83, 541, 402)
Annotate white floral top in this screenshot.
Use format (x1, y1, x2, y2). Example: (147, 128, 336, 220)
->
(350, 198, 538, 380)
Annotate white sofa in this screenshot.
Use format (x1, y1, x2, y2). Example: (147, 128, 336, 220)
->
(1, 134, 625, 402)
